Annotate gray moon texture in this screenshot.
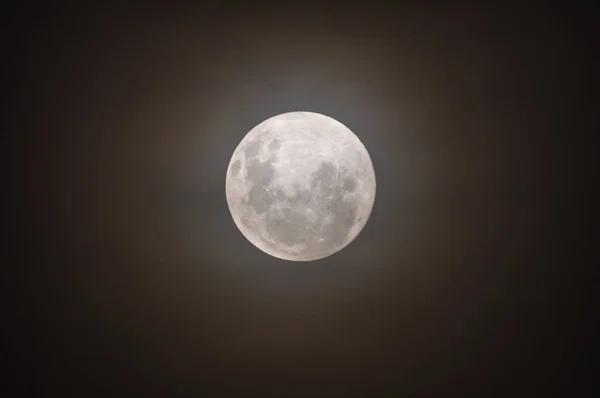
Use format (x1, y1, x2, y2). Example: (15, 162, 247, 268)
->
(225, 111, 376, 261)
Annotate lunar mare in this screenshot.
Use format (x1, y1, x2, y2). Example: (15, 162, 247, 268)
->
(225, 111, 376, 261)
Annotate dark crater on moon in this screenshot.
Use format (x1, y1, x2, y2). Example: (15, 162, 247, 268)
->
(241, 135, 278, 217)
(248, 185, 272, 214)
(230, 160, 241, 176)
(240, 135, 358, 259)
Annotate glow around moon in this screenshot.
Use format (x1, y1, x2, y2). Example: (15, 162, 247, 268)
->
(225, 111, 376, 261)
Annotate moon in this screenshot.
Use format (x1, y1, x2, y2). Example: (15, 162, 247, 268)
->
(225, 111, 376, 261)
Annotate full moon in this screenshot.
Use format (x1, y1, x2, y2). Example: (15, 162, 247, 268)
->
(225, 111, 376, 261)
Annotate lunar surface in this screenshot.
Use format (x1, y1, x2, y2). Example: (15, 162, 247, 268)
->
(225, 111, 376, 261)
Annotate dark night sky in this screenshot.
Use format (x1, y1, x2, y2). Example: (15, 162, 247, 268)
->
(7, 4, 595, 396)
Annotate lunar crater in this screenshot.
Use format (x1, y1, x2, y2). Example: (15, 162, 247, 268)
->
(230, 160, 241, 176)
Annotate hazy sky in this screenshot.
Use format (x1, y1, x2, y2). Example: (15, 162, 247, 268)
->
(10, 4, 592, 396)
